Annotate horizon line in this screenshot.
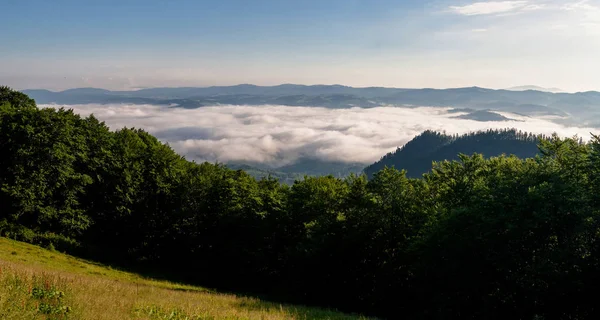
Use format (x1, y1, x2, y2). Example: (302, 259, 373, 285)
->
(16, 84, 591, 94)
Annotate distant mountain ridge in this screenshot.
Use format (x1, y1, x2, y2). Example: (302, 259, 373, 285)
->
(23, 84, 591, 101)
(506, 85, 564, 93)
(22, 84, 600, 126)
(452, 109, 515, 122)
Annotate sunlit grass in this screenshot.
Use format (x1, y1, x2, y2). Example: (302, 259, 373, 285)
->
(0, 237, 374, 319)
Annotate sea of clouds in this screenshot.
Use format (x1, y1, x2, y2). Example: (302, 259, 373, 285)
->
(41, 103, 599, 167)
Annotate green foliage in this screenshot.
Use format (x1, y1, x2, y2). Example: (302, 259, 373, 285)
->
(0, 86, 37, 110)
(3, 87, 600, 319)
(0, 221, 82, 254)
(31, 286, 71, 318)
(0, 103, 93, 237)
(0, 264, 72, 320)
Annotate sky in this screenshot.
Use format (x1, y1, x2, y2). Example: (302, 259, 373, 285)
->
(3, 0, 600, 91)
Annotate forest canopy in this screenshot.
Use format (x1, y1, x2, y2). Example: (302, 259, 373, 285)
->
(2, 86, 600, 319)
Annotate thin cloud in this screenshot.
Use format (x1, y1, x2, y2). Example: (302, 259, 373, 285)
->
(41, 104, 597, 168)
(562, 0, 600, 33)
(450, 1, 540, 16)
(563, 0, 600, 12)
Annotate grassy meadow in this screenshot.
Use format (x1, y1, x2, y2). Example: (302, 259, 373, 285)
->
(0, 237, 373, 320)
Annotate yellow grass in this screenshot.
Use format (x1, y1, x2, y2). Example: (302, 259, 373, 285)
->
(0, 237, 373, 320)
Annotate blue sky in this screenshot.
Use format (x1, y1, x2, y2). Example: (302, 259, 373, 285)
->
(2, 0, 600, 91)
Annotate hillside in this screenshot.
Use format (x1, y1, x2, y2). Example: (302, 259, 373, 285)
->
(364, 129, 543, 178)
(0, 237, 372, 320)
(5, 87, 600, 319)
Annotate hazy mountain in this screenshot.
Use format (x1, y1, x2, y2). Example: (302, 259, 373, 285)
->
(225, 163, 303, 185)
(23, 85, 596, 110)
(363, 129, 544, 178)
(453, 110, 515, 122)
(105, 84, 408, 99)
(276, 158, 365, 177)
(227, 158, 364, 183)
(22, 84, 600, 125)
(506, 85, 564, 93)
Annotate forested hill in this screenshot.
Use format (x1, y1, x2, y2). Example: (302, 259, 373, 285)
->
(5, 87, 600, 319)
(364, 129, 546, 178)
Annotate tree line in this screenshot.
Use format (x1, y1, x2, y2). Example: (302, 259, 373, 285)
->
(2, 86, 600, 319)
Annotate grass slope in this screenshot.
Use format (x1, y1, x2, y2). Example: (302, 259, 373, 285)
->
(0, 237, 373, 320)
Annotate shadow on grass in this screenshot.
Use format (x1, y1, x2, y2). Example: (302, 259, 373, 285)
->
(234, 298, 373, 320)
(1, 237, 372, 319)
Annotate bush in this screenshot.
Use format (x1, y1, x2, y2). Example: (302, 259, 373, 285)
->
(0, 221, 81, 255)
(0, 221, 36, 243)
(33, 233, 82, 255)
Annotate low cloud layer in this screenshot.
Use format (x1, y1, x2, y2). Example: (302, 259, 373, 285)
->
(42, 104, 598, 167)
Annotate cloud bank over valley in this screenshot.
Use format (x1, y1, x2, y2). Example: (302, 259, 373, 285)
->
(43, 103, 599, 168)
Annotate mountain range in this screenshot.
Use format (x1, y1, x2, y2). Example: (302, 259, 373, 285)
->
(22, 84, 600, 126)
(505, 85, 564, 93)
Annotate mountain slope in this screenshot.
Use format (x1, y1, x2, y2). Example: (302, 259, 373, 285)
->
(0, 237, 373, 320)
(364, 129, 543, 178)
